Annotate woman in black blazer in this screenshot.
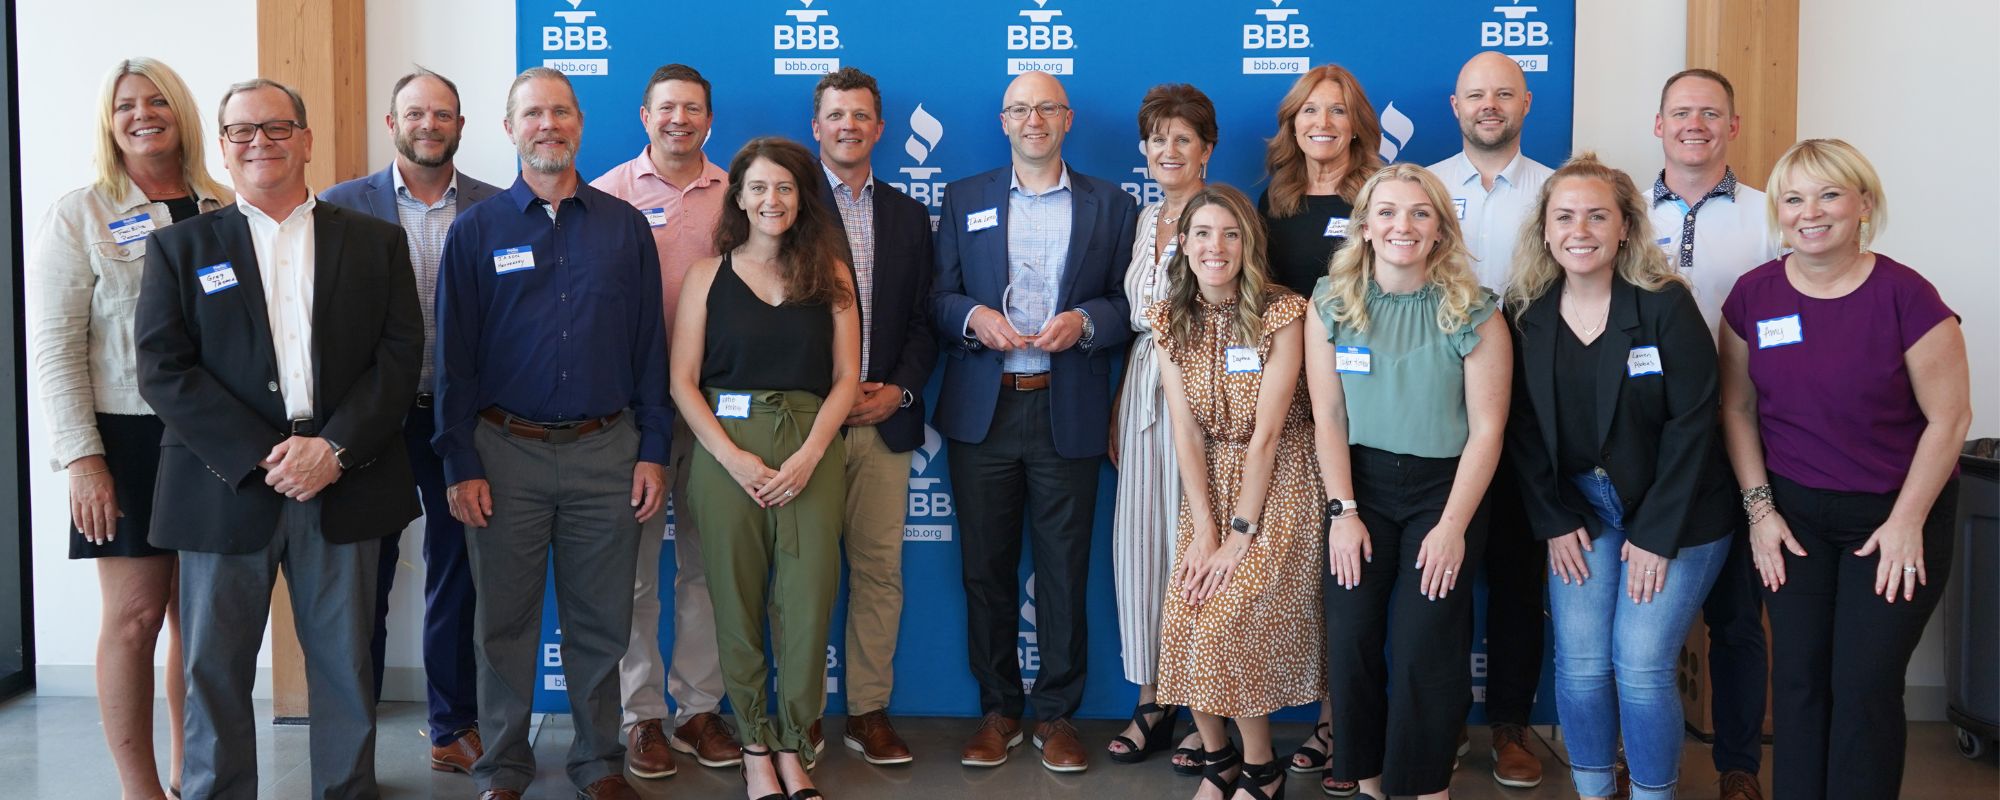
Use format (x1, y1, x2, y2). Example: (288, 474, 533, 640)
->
(1501, 154, 1738, 800)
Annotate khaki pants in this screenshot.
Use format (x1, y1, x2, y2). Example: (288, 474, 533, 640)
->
(838, 424, 913, 715)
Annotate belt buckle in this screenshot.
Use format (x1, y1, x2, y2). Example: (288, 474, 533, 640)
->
(289, 418, 316, 436)
(542, 423, 584, 445)
(415, 393, 435, 409)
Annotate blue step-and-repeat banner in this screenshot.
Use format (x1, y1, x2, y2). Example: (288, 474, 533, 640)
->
(520, 0, 1574, 723)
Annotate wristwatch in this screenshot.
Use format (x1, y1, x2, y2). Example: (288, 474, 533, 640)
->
(1325, 498, 1359, 519)
(899, 387, 915, 409)
(326, 438, 350, 470)
(1228, 515, 1258, 537)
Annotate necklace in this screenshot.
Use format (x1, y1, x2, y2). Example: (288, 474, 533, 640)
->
(1561, 286, 1609, 337)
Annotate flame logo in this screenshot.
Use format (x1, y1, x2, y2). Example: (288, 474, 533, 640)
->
(1020, 572, 1037, 628)
(904, 104, 944, 165)
(910, 424, 944, 474)
(1377, 101, 1415, 163)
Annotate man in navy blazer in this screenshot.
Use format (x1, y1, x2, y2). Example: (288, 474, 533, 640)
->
(808, 66, 936, 765)
(930, 71, 1136, 773)
(320, 68, 501, 775)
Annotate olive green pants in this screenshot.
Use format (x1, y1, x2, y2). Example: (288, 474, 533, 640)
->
(687, 388, 844, 762)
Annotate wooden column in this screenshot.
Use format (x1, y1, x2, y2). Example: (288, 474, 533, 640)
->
(255, 0, 368, 721)
(1686, 0, 1799, 190)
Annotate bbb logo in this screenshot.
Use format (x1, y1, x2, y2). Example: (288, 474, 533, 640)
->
(1241, 0, 1310, 75)
(1121, 165, 1162, 207)
(1006, 0, 1076, 75)
(1017, 573, 1040, 684)
(890, 104, 949, 230)
(541, 0, 611, 76)
(1480, 1, 1553, 72)
(902, 425, 954, 542)
(774, 0, 840, 75)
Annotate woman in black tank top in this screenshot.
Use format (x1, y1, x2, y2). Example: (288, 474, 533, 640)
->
(668, 137, 859, 800)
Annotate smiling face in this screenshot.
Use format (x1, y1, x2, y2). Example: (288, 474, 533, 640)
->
(219, 86, 311, 200)
(1140, 117, 1212, 195)
(112, 73, 180, 162)
(1293, 80, 1352, 167)
(736, 156, 799, 239)
(811, 87, 883, 174)
(1655, 75, 1738, 172)
(1542, 176, 1626, 278)
(1360, 178, 1441, 270)
(1182, 202, 1244, 294)
(1449, 53, 1531, 152)
(642, 79, 710, 160)
(506, 76, 581, 174)
(999, 72, 1072, 167)
(1774, 170, 1873, 258)
(389, 75, 463, 169)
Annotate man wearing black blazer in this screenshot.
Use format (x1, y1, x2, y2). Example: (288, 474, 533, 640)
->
(930, 71, 1137, 773)
(319, 67, 502, 775)
(807, 67, 936, 765)
(136, 79, 422, 799)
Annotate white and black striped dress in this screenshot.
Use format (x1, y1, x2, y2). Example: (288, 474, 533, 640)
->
(1111, 201, 1183, 685)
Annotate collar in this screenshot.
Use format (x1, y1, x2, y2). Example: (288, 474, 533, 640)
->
(505, 174, 589, 213)
(636, 146, 727, 190)
(239, 193, 317, 226)
(1651, 166, 1739, 207)
(1009, 162, 1072, 196)
(821, 161, 875, 197)
(392, 162, 459, 203)
(1445, 150, 1532, 189)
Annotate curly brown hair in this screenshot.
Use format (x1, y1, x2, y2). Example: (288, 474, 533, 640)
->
(712, 137, 853, 309)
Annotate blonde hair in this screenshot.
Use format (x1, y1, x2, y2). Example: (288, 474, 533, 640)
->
(1263, 65, 1383, 217)
(1504, 153, 1686, 318)
(1323, 164, 1483, 333)
(1160, 184, 1272, 350)
(1765, 138, 1888, 249)
(92, 58, 228, 203)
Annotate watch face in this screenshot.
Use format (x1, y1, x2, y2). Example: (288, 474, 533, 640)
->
(1230, 517, 1250, 534)
(1327, 499, 1345, 516)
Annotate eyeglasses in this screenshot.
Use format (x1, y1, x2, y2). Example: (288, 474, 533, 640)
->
(222, 120, 303, 144)
(1001, 102, 1070, 121)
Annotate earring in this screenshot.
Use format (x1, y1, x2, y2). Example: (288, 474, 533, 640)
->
(1858, 216, 1872, 254)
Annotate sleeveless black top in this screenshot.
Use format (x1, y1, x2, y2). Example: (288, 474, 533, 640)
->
(701, 253, 835, 396)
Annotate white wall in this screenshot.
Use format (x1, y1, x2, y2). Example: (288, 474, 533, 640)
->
(20, 0, 1993, 714)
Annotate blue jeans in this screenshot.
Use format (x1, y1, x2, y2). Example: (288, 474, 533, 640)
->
(1550, 469, 1730, 799)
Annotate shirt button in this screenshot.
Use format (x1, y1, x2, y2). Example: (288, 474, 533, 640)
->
(560, 292, 568, 301)
(268, 381, 278, 392)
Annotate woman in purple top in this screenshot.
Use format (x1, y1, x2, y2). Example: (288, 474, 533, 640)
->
(1717, 138, 1971, 800)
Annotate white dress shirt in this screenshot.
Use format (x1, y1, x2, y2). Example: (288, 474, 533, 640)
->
(1428, 150, 1554, 292)
(241, 195, 318, 420)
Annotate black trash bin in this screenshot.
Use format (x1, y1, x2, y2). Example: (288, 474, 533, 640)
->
(1947, 438, 1999, 760)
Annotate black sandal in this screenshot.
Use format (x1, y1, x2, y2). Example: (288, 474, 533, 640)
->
(1172, 725, 1207, 776)
(775, 749, 822, 800)
(1236, 759, 1288, 800)
(740, 746, 785, 800)
(1200, 741, 1242, 797)
(1107, 702, 1179, 764)
(1288, 721, 1332, 773)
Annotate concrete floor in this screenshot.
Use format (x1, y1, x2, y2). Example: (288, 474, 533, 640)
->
(1, 696, 1994, 798)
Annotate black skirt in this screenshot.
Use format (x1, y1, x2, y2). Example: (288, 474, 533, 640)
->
(68, 413, 172, 559)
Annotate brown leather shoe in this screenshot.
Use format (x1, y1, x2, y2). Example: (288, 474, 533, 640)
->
(844, 709, 914, 765)
(670, 711, 744, 768)
(809, 718, 825, 754)
(626, 718, 677, 779)
(576, 775, 640, 799)
(477, 791, 521, 800)
(959, 712, 1023, 767)
(1489, 723, 1544, 788)
(1719, 769, 1765, 800)
(1034, 718, 1089, 773)
(431, 727, 483, 774)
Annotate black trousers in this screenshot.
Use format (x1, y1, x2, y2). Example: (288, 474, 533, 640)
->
(1481, 464, 1544, 726)
(1326, 445, 1490, 796)
(1765, 473, 1957, 800)
(949, 388, 1100, 721)
(1700, 513, 1768, 774)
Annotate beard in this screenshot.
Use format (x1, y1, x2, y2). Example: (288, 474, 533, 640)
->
(1460, 114, 1522, 152)
(518, 138, 577, 174)
(395, 129, 460, 168)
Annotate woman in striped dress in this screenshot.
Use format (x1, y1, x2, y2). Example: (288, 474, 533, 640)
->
(1108, 83, 1218, 772)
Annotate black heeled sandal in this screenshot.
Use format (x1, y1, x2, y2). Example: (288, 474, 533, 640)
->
(1236, 759, 1287, 800)
(776, 749, 823, 800)
(741, 746, 786, 800)
(1107, 701, 1179, 764)
(1172, 725, 1208, 776)
(1200, 741, 1242, 797)
(1287, 721, 1331, 773)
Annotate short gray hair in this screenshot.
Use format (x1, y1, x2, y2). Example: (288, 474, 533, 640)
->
(216, 78, 308, 130)
(506, 67, 578, 121)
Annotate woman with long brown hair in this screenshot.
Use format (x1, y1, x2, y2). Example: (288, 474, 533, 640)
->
(1259, 64, 1383, 299)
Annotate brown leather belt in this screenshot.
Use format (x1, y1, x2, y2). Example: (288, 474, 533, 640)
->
(478, 407, 621, 444)
(1001, 372, 1050, 391)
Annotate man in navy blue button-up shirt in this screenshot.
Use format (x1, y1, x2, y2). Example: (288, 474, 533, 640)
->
(432, 66, 667, 800)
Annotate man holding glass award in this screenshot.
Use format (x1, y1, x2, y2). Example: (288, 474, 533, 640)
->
(930, 70, 1139, 774)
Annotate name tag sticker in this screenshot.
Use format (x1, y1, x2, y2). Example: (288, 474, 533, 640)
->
(1453, 198, 1468, 220)
(1225, 346, 1261, 373)
(195, 262, 238, 295)
(967, 207, 999, 232)
(492, 246, 536, 274)
(108, 212, 156, 245)
(1335, 345, 1371, 374)
(1756, 314, 1804, 349)
(1323, 217, 1350, 238)
(642, 207, 667, 228)
(716, 393, 752, 419)
(1627, 346, 1664, 377)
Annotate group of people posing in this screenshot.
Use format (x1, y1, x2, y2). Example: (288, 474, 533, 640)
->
(32, 47, 1968, 800)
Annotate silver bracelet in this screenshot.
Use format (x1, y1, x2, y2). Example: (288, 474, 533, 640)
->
(1739, 484, 1773, 511)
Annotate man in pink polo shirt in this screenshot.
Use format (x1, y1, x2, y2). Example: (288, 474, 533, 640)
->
(588, 62, 740, 780)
